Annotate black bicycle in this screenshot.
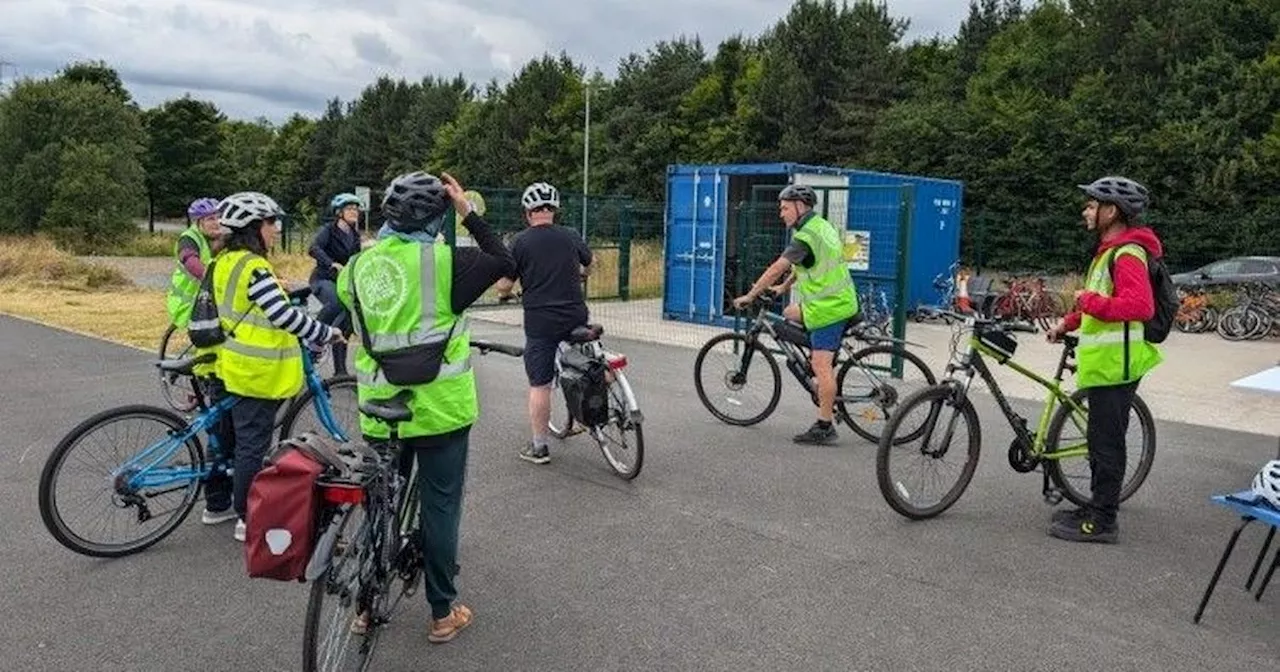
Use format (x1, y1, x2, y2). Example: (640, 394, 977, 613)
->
(300, 339, 523, 672)
(693, 290, 937, 443)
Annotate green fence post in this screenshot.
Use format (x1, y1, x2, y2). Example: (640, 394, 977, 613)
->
(619, 203, 633, 301)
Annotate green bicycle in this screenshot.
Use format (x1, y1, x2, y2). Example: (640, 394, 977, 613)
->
(875, 310, 1156, 520)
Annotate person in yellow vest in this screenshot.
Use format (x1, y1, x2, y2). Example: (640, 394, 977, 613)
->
(166, 197, 223, 329)
(1046, 176, 1164, 544)
(338, 171, 513, 644)
(208, 192, 343, 542)
(733, 184, 860, 445)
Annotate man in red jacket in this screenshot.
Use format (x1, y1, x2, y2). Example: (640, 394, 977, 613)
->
(1046, 176, 1164, 543)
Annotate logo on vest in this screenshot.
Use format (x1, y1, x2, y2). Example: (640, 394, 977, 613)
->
(356, 255, 408, 319)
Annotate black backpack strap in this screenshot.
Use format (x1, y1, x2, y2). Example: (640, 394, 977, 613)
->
(346, 252, 377, 356)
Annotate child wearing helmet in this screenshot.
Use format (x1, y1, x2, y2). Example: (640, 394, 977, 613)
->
(307, 193, 364, 375)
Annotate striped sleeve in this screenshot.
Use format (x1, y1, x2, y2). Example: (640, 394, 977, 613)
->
(246, 268, 332, 344)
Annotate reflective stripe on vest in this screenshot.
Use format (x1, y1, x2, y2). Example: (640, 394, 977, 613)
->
(792, 215, 858, 329)
(346, 238, 478, 439)
(1076, 244, 1162, 388)
(212, 250, 304, 399)
(166, 227, 213, 326)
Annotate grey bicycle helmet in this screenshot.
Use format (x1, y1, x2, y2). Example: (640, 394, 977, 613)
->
(218, 192, 284, 231)
(1077, 176, 1150, 218)
(381, 171, 450, 234)
(779, 184, 817, 207)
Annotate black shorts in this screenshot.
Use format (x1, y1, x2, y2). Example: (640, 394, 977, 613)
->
(523, 336, 564, 387)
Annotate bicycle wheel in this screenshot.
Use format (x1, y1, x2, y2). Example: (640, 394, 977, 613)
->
(594, 372, 644, 480)
(302, 506, 378, 672)
(279, 376, 360, 442)
(38, 405, 205, 557)
(1043, 388, 1157, 508)
(875, 385, 982, 520)
(836, 344, 937, 444)
(547, 379, 577, 439)
(157, 324, 199, 413)
(693, 332, 782, 426)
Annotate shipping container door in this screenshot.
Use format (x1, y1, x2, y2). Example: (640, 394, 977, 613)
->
(663, 169, 724, 321)
(907, 182, 963, 311)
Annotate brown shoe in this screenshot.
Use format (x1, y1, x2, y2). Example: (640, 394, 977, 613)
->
(428, 604, 473, 644)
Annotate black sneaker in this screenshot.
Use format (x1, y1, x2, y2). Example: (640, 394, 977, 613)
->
(1050, 507, 1088, 525)
(793, 421, 838, 445)
(519, 443, 550, 465)
(1048, 515, 1118, 544)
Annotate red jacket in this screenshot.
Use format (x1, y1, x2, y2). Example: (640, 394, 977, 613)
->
(1061, 226, 1162, 332)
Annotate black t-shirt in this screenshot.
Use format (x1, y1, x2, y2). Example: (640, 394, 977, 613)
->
(505, 225, 593, 338)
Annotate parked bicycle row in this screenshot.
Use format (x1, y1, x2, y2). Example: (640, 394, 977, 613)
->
(1175, 282, 1280, 341)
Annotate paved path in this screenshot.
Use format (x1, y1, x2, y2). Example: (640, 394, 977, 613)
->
(2, 315, 1276, 671)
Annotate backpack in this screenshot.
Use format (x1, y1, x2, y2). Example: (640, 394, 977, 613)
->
(1109, 242, 1178, 344)
(187, 255, 254, 348)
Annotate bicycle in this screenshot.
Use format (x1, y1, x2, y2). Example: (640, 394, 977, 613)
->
(544, 323, 645, 480)
(874, 309, 1157, 520)
(910, 260, 960, 324)
(299, 339, 523, 672)
(37, 291, 357, 558)
(693, 289, 937, 443)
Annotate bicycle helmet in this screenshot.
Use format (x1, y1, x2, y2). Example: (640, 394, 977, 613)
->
(187, 197, 220, 220)
(330, 192, 364, 211)
(1251, 459, 1280, 509)
(1077, 176, 1150, 218)
(779, 184, 817, 207)
(521, 182, 560, 211)
(381, 171, 449, 234)
(218, 192, 284, 231)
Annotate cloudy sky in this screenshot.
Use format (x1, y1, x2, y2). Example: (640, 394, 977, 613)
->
(0, 0, 973, 122)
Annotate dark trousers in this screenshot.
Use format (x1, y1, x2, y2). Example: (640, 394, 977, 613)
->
(226, 396, 284, 520)
(389, 428, 471, 620)
(311, 278, 350, 374)
(1087, 380, 1140, 525)
(203, 377, 235, 512)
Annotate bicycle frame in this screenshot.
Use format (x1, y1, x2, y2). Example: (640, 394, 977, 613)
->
(115, 344, 348, 494)
(940, 320, 1088, 462)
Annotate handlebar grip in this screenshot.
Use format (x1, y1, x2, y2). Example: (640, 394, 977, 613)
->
(1006, 322, 1039, 334)
(471, 339, 524, 357)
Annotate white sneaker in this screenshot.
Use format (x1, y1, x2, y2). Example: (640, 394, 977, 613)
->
(234, 519, 247, 542)
(201, 508, 237, 525)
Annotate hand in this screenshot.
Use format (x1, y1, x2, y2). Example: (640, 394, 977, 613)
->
(331, 262, 343, 271)
(732, 294, 755, 310)
(326, 328, 346, 345)
(440, 172, 471, 215)
(1045, 324, 1065, 343)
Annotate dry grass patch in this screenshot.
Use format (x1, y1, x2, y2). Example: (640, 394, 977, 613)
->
(0, 236, 132, 290)
(0, 284, 167, 350)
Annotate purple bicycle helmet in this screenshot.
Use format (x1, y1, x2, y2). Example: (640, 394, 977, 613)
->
(187, 197, 221, 220)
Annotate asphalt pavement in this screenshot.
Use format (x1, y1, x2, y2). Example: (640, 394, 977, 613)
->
(1, 314, 1276, 671)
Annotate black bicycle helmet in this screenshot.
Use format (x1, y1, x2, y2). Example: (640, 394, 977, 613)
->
(778, 184, 817, 207)
(381, 171, 450, 233)
(1077, 176, 1150, 218)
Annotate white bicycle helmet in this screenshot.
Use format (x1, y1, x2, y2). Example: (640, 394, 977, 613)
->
(218, 192, 284, 231)
(521, 182, 560, 211)
(1251, 459, 1280, 509)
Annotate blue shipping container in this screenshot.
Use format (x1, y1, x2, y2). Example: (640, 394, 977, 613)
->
(662, 162, 963, 328)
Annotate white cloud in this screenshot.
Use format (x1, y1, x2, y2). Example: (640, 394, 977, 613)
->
(0, 0, 973, 121)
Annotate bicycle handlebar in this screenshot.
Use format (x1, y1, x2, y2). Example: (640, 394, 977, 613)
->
(471, 339, 524, 357)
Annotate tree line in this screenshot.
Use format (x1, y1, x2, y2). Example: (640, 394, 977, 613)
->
(0, 0, 1277, 270)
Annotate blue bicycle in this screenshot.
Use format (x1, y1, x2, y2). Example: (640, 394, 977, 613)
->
(37, 288, 358, 558)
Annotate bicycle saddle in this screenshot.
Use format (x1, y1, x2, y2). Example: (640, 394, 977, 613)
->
(359, 390, 414, 424)
(567, 324, 604, 343)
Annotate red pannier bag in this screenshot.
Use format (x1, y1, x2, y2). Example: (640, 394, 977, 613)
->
(244, 433, 345, 582)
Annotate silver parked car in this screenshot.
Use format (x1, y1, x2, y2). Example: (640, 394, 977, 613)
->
(1170, 256, 1280, 288)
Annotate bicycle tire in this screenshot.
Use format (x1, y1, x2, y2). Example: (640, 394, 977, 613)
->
(547, 380, 575, 439)
(595, 372, 644, 480)
(693, 332, 782, 427)
(875, 385, 983, 520)
(302, 506, 377, 672)
(836, 344, 937, 444)
(38, 405, 205, 558)
(278, 375, 359, 442)
(1043, 388, 1157, 508)
(157, 323, 200, 413)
